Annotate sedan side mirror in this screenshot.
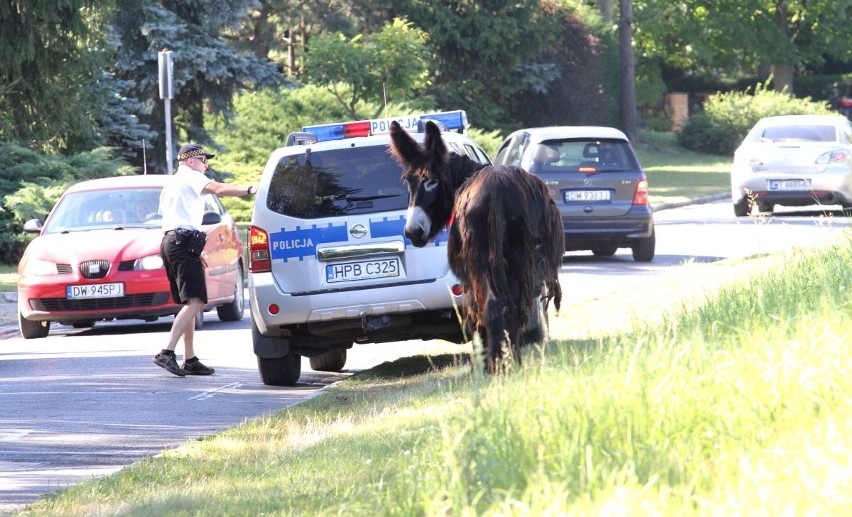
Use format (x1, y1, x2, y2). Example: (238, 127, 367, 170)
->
(201, 211, 222, 225)
(23, 219, 43, 234)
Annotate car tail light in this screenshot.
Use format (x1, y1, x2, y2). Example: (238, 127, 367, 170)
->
(815, 150, 848, 164)
(249, 226, 271, 273)
(633, 179, 649, 205)
(578, 164, 597, 174)
(451, 284, 463, 296)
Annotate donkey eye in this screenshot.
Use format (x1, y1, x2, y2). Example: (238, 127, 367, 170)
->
(424, 179, 439, 191)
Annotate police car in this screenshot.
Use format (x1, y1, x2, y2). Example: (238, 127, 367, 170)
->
(248, 110, 491, 386)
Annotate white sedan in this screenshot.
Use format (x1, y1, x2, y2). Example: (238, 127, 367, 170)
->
(731, 114, 852, 216)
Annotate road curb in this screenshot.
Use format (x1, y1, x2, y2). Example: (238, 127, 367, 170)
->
(654, 193, 730, 212)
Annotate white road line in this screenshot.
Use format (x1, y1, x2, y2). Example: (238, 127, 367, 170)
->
(188, 382, 243, 401)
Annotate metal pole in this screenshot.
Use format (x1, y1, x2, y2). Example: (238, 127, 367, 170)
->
(158, 49, 175, 174)
(164, 99, 173, 174)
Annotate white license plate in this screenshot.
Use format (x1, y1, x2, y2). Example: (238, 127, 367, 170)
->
(768, 179, 810, 190)
(66, 282, 124, 299)
(565, 190, 612, 202)
(326, 258, 401, 283)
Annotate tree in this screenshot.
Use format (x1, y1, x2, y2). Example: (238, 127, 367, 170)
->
(109, 0, 285, 172)
(619, 0, 637, 139)
(0, 1, 113, 151)
(304, 18, 431, 119)
(634, 0, 852, 94)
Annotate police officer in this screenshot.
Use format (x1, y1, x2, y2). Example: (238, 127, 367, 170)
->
(153, 143, 257, 377)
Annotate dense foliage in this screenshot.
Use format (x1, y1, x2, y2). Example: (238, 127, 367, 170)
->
(1, 0, 851, 262)
(0, 143, 134, 263)
(677, 85, 835, 155)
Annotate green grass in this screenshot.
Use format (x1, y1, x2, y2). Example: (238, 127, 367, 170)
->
(634, 129, 731, 206)
(21, 239, 852, 515)
(0, 263, 16, 291)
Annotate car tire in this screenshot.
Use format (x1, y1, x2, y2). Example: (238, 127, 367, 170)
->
(194, 310, 204, 329)
(216, 267, 245, 322)
(258, 354, 301, 386)
(309, 348, 347, 372)
(632, 228, 655, 262)
(19, 312, 49, 339)
(591, 244, 618, 257)
(733, 197, 750, 217)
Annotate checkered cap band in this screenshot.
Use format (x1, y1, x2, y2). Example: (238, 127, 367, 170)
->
(177, 144, 214, 162)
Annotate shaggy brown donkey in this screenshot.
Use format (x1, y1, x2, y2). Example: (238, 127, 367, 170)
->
(389, 120, 564, 373)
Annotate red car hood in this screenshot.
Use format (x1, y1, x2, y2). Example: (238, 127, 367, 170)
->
(24, 228, 164, 264)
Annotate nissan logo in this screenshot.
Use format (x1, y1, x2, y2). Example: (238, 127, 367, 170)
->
(350, 224, 368, 239)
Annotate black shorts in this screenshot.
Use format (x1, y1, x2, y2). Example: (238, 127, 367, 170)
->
(161, 232, 208, 305)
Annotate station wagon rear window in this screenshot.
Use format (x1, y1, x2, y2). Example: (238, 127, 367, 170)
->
(529, 139, 640, 174)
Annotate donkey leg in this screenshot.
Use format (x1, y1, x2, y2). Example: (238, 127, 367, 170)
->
(484, 292, 505, 374)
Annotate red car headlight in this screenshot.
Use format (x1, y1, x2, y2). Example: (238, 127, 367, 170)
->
(22, 259, 59, 276)
(134, 254, 165, 271)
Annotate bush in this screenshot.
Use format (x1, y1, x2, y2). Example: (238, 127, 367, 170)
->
(677, 85, 835, 155)
(210, 85, 503, 221)
(0, 142, 134, 263)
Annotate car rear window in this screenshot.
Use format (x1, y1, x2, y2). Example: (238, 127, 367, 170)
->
(266, 146, 409, 218)
(760, 125, 836, 143)
(529, 138, 640, 174)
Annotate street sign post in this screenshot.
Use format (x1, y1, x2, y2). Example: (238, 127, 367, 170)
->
(158, 49, 175, 174)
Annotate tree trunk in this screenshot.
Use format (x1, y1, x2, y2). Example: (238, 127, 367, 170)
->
(619, 0, 638, 140)
(772, 63, 794, 95)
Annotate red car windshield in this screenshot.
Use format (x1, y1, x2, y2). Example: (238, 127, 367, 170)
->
(42, 187, 163, 234)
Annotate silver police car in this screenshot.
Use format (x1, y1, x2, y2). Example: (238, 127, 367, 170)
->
(248, 111, 490, 385)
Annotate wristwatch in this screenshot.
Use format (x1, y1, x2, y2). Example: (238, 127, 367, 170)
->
(247, 185, 255, 196)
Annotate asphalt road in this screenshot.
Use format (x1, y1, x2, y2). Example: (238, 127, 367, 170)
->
(2, 198, 851, 513)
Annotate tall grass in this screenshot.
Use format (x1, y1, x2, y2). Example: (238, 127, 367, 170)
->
(21, 241, 852, 515)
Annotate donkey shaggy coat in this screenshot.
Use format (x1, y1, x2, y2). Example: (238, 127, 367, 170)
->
(389, 120, 564, 372)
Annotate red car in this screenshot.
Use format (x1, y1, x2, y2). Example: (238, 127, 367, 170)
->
(17, 175, 246, 339)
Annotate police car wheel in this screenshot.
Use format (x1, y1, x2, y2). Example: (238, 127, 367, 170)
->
(309, 348, 347, 372)
(258, 353, 301, 386)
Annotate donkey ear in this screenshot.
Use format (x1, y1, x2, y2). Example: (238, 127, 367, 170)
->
(388, 121, 423, 165)
(423, 120, 448, 163)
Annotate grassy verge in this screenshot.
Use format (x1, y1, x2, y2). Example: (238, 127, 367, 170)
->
(22, 238, 851, 515)
(635, 130, 731, 206)
(0, 263, 16, 291)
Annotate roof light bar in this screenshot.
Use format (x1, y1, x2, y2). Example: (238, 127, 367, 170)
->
(301, 110, 468, 142)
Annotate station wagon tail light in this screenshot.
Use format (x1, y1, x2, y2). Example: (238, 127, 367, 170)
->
(249, 226, 271, 273)
(633, 179, 649, 205)
(301, 110, 468, 142)
(578, 164, 597, 174)
(815, 150, 848, 164)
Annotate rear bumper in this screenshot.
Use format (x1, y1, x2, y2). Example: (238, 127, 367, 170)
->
(249, 271, 465, 345)
(561, 207, 654, 249)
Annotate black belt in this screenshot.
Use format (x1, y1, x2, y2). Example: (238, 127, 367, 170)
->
(165, 228, 193, 236)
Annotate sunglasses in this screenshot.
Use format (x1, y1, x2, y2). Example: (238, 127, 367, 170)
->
(194, 156, 208, 164)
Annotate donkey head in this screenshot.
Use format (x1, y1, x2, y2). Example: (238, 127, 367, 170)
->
(388, 120, 457, 247)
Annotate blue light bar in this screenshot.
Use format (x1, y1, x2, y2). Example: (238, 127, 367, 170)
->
(299, 110, 469, 143)
(299, 123, 346, 141)
(420, 110, 467, 132)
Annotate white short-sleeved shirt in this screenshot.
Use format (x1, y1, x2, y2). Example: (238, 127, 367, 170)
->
(159, 165, 212, 232)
